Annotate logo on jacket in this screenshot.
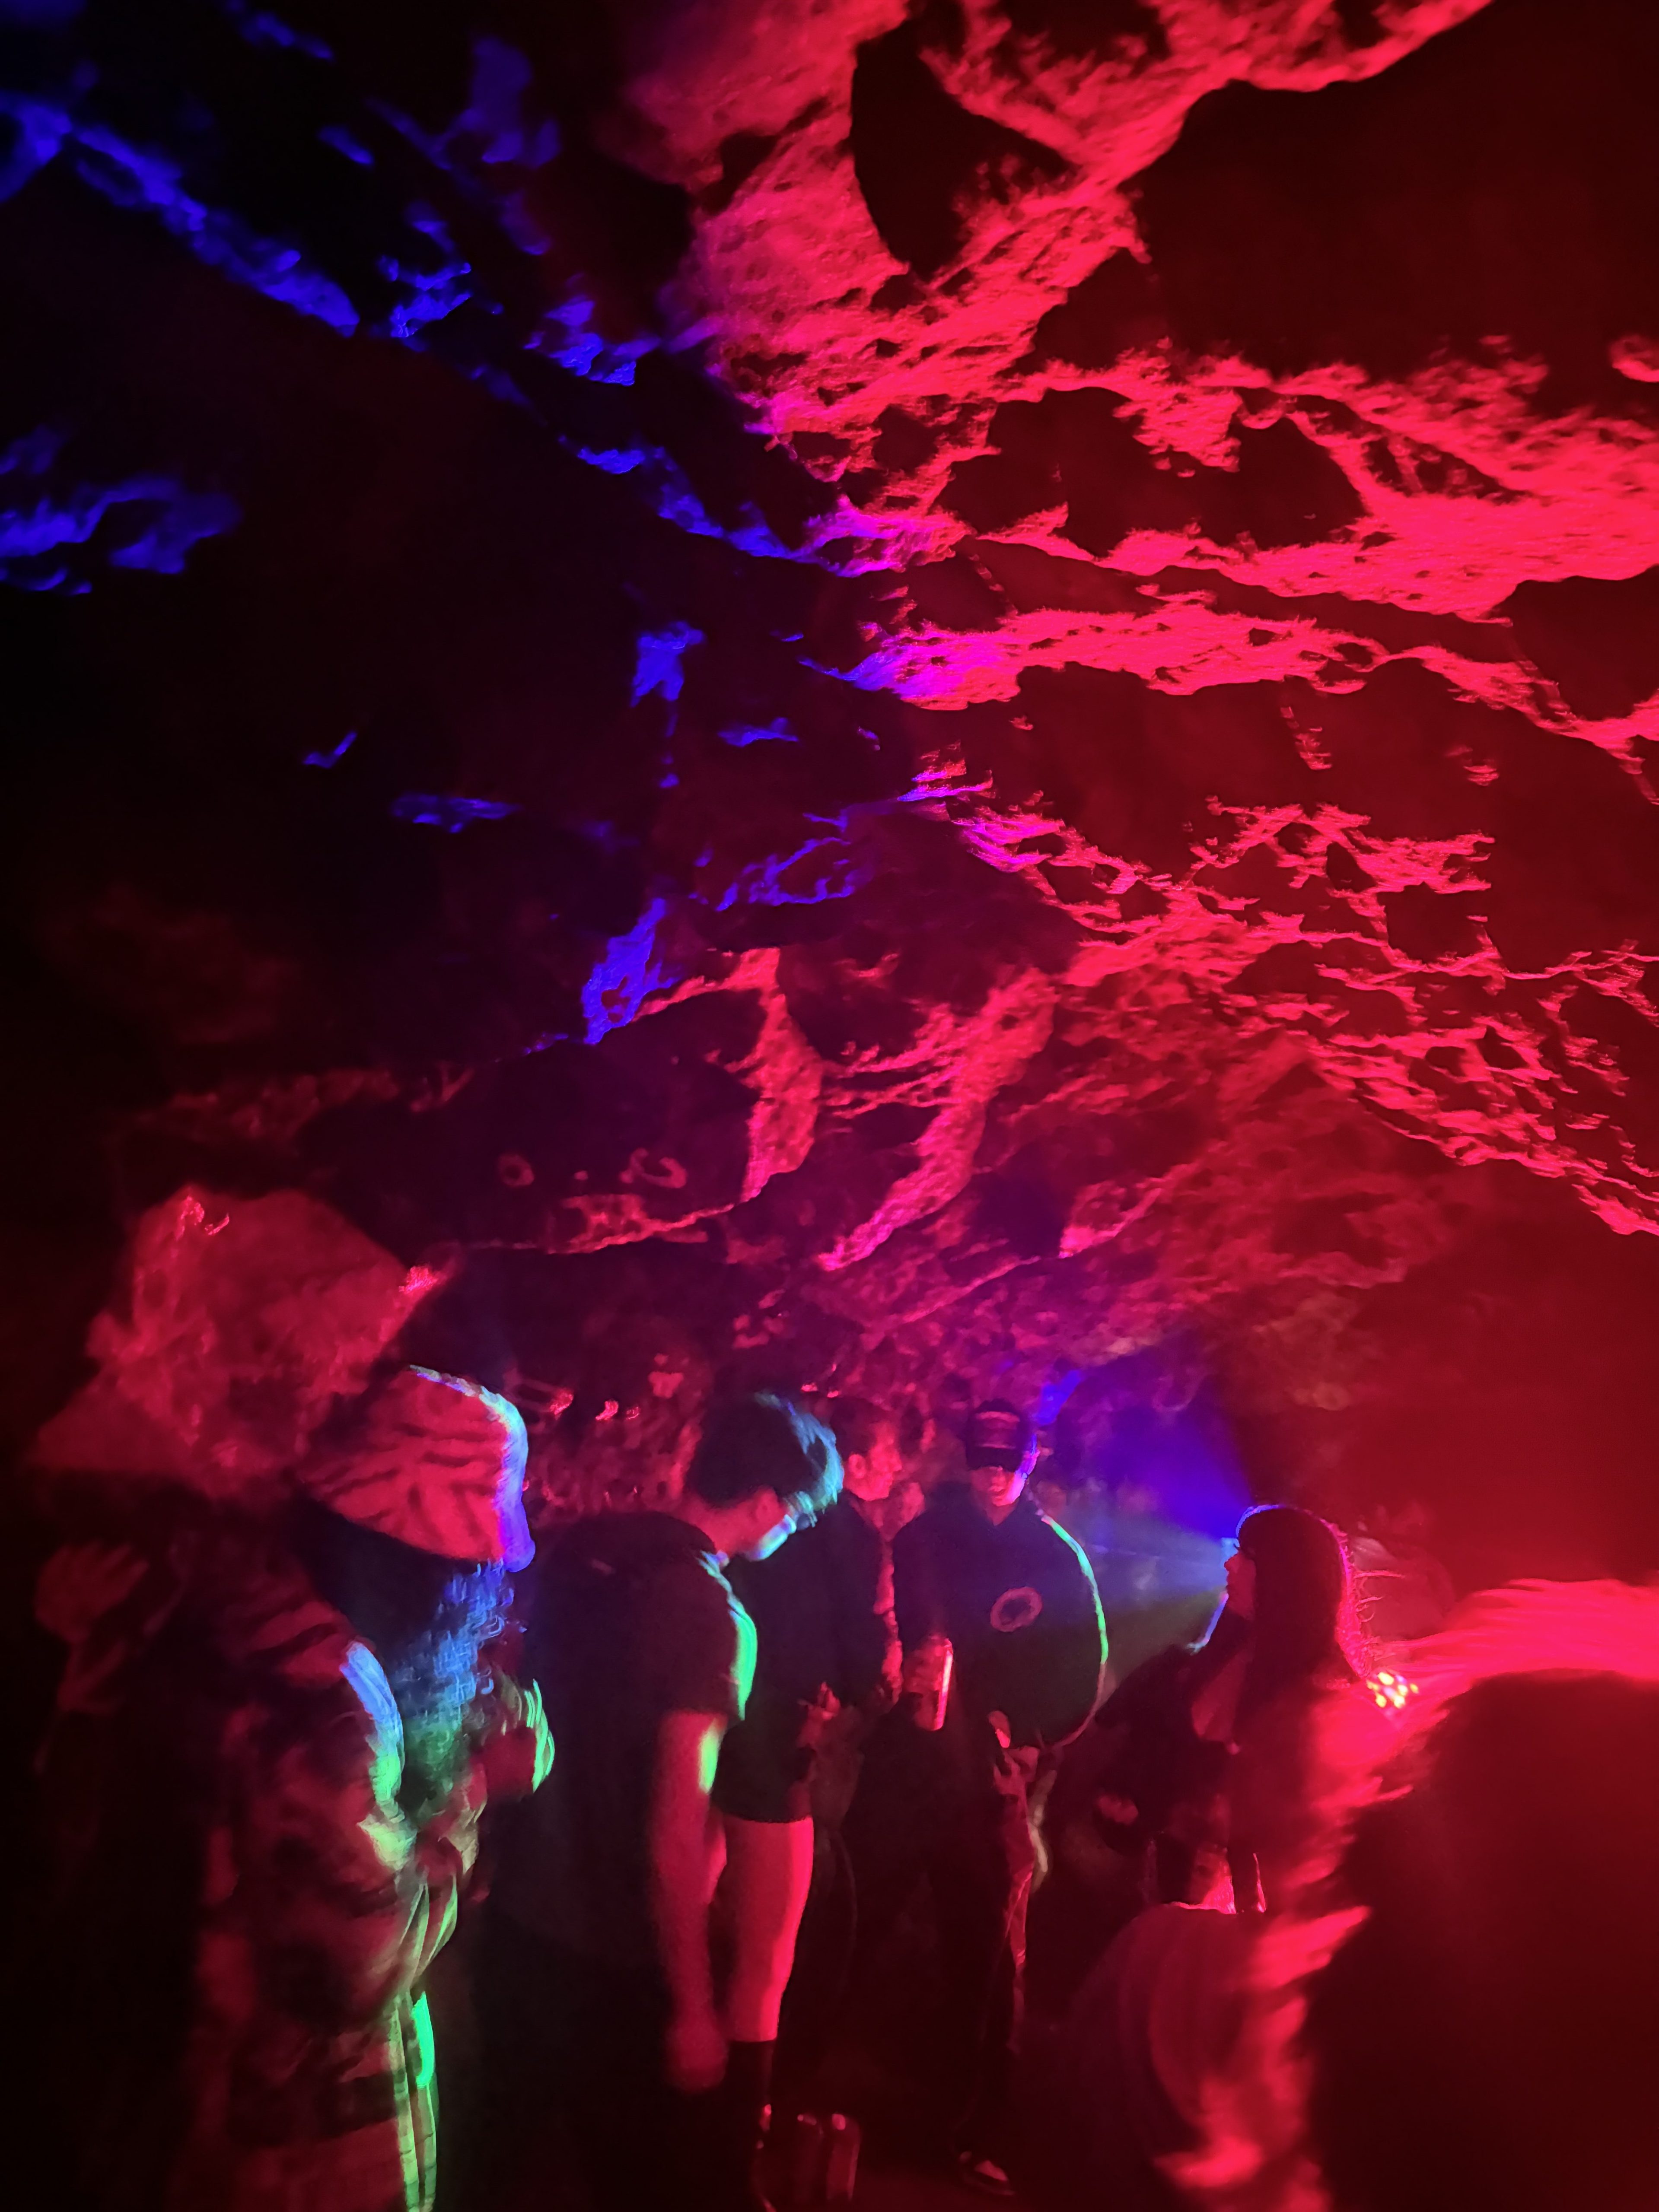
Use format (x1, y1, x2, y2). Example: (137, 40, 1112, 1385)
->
(989, 1585, 1044, 1633)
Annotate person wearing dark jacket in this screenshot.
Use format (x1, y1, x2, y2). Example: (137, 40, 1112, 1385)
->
(721, 1484, 891, 1831)
(848, 1400, 1106, 2196)
(718, 1397, 901, 2132)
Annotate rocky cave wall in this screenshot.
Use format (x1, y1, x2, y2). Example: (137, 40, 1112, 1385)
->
(4, 0, 1659, 1585)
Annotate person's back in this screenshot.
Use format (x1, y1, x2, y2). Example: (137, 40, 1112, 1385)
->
(1027, 1634, 1241, 2020)
(29, 1490, 252, 2212)
(481, 1509, 757, 2212)
(477, 1390, 840, 2212)
(498, 1510, 751, 1965)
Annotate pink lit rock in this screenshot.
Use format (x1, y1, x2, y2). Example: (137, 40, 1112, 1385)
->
(12, 0, 1659, 1586)
(32, 1188, 442, 1496)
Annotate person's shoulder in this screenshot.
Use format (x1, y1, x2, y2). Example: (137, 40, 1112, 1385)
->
(1149, 1640, 1201, 1684)
(550, 1508, 650, 1552)
(1108, 1639, 1199, 1711)
(744, 1508, 831, 1574)
(1049, 1516, 1099, 1576)
(1021, 1497, 1098, 1572)
(899, 1484, 969, 1533)
(821, 1496, 882, 1558)
(651, 1533, 744, 1631)
(816, 1501, 885, 1599)
(215, 1534, 358, 1691)
(553, 1510, 705, 1574)
(646, 1539, 751, 1710)
(848, 1501, 888, 1568)
(544, 1512, 617, 1570)
(892, 1497, 943, 1564)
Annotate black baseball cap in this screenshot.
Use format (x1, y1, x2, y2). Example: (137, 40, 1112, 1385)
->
(965, 1399, 1032, 1472)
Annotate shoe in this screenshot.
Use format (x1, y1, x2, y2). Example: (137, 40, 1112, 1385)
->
(770, 2110, 826, 2206)
(955, 2148, 1016, 2198)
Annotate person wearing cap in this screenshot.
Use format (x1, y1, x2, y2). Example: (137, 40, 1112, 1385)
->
(478, 1391, 841, 2212)
(848, 1398, 1106, 2196)
(29, 1363, 550, 2212)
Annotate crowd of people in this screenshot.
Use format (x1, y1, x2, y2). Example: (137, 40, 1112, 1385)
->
(16, 1349, 1659, 2212)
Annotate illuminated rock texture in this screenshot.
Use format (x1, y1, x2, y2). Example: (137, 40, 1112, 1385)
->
(30, 1186, 439, 1495)
(5, 0, 1659, 1578)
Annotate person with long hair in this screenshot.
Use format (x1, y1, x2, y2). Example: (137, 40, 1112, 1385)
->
(28, 1364, 550, 2212)
(1220, 1504, 1366, 1913)
(1035, 1505, 1363, 2010)
(1021, 1505, 1376, 2211)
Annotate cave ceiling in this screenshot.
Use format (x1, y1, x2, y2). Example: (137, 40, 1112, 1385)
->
(6, 0, 1659, 1535)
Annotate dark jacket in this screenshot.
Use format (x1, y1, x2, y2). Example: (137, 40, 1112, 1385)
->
(1046, 1641, 1233, 1900)
(893, 1485, 1106, 1755)
(718, 1497, 893, 1823)
(727, 1496, 890, 1713)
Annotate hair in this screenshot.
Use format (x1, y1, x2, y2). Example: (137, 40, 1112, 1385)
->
(1306, 1672, 1659, 2212)
(291, 1496, 506, 1824)
(828, 1395, 891, 1463)
(1235, 1503, 1361, 1723)
(685, 1392, 841, 1521)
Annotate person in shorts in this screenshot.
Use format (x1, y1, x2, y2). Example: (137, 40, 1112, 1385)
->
(715, 1398, 898, 2137)
(478, 1392, 838, 2212)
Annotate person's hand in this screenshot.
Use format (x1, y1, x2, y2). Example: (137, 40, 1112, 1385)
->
(799, 1682, 841, 1750)
(664, 2007, 728, 2094)
(987, 1712, 1038, 1798)
(426, 1758, 487, 1878)
(475, 1677, 554, 1800)
(35, 1541, 150, 1636)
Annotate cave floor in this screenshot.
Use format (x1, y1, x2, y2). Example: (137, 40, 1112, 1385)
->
(848, 2161, 1031, 2210)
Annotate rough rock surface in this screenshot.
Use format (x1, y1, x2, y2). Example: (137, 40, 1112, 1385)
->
(31, 1185, 439, 1493)
(5, 0, 1659, 1580)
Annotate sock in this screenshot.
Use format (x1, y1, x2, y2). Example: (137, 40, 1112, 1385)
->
(721, 2040, 775, 2209)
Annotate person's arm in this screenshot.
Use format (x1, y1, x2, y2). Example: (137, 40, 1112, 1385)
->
(649, 1708, 729, 2092)
(473, 1670, 554, 1802)
(231, 1655, 479, 2033)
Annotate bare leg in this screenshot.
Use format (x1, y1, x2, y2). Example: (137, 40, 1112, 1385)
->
(720, 1813, 816, 2041)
